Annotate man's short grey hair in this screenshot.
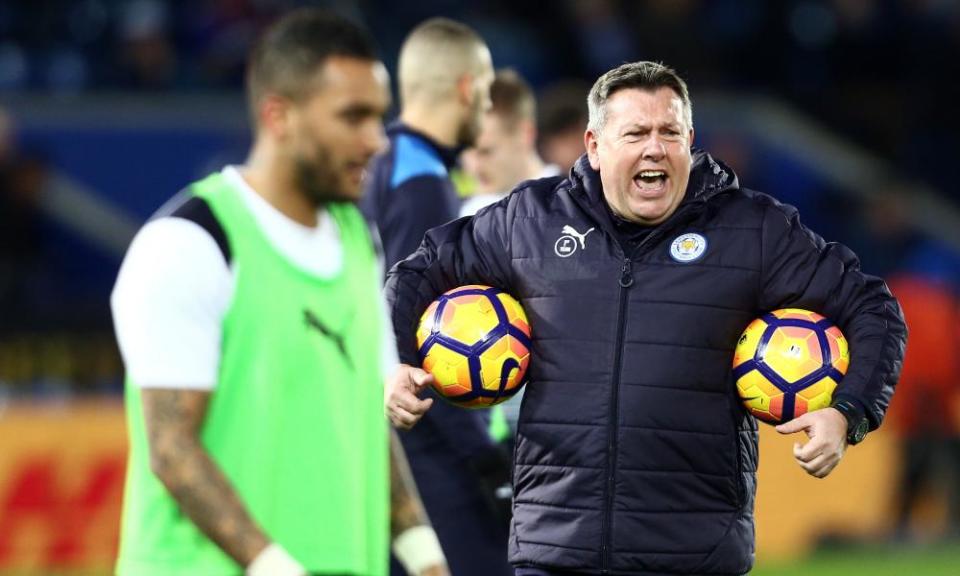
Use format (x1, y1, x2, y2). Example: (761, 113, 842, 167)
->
(587, 61, 693, 134)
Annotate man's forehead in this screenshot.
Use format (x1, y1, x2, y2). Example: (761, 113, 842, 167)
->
(312, 57, 386, 89)
(483, 111, 512, 132)
(311, 58, 390, 103)
(607, 87, 685, 118)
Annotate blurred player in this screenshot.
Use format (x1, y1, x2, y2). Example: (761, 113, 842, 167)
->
(112, 9, 446, 576)
(536, 80, 590, 175)
(460, 69, 560, 218)
(361, 18, 513, 576)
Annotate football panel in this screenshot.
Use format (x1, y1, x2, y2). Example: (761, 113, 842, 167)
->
(440, 294, 502, 347)
(423, 343, 475, 398)
(802, 376, 838, 412)
(826, 327, 850, 375)
(772, 308, 825, 323)
(761, 326, 826, 385)
(478, 335, 530, 393)
(733, 318, 768, 369)
(496, 292, 531, 336)
(736, 369, 783, 423)
(768, 394, 785, 422)
(445, 284, 492, 296)
(452, 395, 501, 408)
(416, 300, 442, 349)
(792, 394, 809, 418)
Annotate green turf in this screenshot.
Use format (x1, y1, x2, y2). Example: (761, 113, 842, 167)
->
(6, 544, 960, 575)
(751, 543, 960, 576)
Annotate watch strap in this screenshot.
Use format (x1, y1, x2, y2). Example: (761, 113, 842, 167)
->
(831, 397, 869, 445)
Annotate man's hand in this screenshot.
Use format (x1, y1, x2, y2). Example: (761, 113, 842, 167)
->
(386, 364, 436, 429)
(775, 408, 848, 478)
(418, 564, 450, 576)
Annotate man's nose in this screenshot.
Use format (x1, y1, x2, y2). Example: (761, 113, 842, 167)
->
(365, 122, 388, 155)
(641, 137, 666, 161)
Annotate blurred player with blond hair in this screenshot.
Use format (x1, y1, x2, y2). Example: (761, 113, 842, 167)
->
(362, 17, 513, 576)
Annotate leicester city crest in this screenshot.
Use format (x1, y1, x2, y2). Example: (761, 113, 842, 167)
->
(669, 233, 708, 263)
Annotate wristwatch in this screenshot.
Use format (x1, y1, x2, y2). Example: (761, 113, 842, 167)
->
(831, 399, 869, 445)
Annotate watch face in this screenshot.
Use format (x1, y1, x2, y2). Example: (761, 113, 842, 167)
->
(851, 420, 868, 443)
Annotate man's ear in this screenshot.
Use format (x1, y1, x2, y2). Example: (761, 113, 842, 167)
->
(585, 128, 601, 170)
(521, 119, 537, 149)
(258, 94, 294, 140)
(456, 73, 474, 106)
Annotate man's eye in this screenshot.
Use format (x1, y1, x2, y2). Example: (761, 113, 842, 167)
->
(340, 108, 374, 124)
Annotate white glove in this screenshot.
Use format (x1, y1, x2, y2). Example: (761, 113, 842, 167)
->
(247, 543, 307, 576)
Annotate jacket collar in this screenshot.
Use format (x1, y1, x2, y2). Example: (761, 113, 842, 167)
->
(387, 121, 460, 169)
(569, 147, 740, 221)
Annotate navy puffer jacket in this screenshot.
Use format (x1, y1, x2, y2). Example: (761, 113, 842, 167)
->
(386, 151, 906, 575)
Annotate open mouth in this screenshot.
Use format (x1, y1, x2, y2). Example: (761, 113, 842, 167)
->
(633, 170, 668, 194)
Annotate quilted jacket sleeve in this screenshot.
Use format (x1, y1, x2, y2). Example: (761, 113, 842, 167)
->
(758, 198, 907, 430)
(385, 199, 514, 367)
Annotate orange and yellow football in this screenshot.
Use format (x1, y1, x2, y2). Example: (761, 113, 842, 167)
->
(733, 308, 849, 424)
(416, 285, 531, 407)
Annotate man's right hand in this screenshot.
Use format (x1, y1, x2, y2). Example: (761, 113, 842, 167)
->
(386, 364, 436, 429)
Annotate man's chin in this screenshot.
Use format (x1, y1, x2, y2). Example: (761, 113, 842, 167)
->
(627, 203, 672, 225)
(304, 185, 360, 206)
(332, 182, 364, 203)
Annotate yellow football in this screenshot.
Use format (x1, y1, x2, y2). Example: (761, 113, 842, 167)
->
(416, 285, 531, 408)
(733, 308, 849, 424)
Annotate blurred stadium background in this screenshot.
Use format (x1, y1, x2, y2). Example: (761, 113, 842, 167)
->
(1, 1, 959, 574)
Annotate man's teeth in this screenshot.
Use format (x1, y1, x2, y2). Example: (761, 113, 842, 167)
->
(639, 171, 665, 179)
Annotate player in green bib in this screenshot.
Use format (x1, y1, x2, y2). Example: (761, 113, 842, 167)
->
(111, 10, 447, 576)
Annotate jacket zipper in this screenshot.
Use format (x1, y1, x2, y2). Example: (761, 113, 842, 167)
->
(600, 257, 633, 573)
(599, 207, 703, 572)
(559, 183, 709, 570)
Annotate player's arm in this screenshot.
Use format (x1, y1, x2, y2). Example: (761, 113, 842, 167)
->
(141, 389, 269, 565)
(758, 200, 907, 476)
(142, 389, 304, 574)
(389, 430, 448, 576)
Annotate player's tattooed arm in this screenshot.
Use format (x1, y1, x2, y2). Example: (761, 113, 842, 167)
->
(142, 388, 269, 566)
(389, 429, 432, 538)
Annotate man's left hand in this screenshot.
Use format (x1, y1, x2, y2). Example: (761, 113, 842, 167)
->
(775, 408, 848, 478)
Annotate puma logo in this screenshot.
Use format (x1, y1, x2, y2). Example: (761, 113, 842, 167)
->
(561, 225, 595, 249)
(303, 308, 353, 370)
